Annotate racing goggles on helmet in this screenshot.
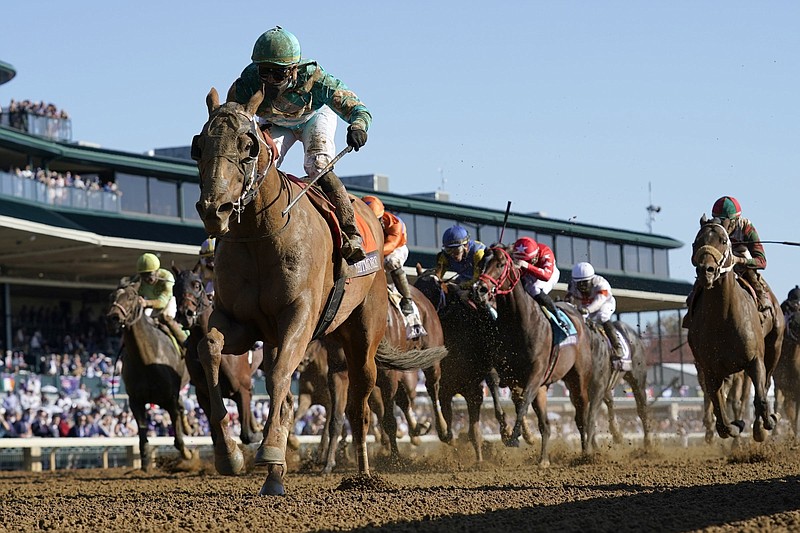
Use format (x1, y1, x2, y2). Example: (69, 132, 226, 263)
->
(259, 65, 294, 85)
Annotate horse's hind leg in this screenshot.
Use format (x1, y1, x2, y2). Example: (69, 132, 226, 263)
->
(322, 368, 348, 474)
(604, 394, 622, 445)
(129, 399, 151, 470)
(748, 357, 776, 442)
(464, 386, 485, 463)
(486, 369, 511, 442)
(377, 371, 401, 464)
(423, 364, 447, 441)
(167, 399, 192, 461)
(627, 371, 651, 449)
(510, 386, 536, 446)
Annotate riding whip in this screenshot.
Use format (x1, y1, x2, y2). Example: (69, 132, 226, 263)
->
(498, 201, 512, 244)
(281, 146, 353, 216)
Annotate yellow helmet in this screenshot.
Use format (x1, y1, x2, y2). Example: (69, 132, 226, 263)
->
(136, 253, 160, 273)
(199, 237, 216, 258)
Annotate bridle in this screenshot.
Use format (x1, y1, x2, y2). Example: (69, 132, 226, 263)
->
(692, 223, 735, 284)
(108, 286, 144, 329)
(176, 273, 211, 328)
(478, 246, 521, 296)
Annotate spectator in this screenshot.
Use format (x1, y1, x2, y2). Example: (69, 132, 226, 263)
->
(30, 409, 51, 437)
(67, 411, 97, 438)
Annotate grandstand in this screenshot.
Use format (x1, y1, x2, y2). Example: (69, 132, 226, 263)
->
(0, 59, 692, 386)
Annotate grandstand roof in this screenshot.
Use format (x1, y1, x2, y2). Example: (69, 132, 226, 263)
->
(0, 61, 16, 86)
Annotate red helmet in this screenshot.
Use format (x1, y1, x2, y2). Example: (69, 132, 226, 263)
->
(512, 237, 539, 263)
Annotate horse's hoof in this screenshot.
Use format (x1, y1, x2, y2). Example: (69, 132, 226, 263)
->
(704, 431, 715, 445)
(766, 413, 780, 431)
(419, 421, 432, 436)
(410, 436, 421, 446)
(259, 472, 285, 496)
(538, 459, 551, 469)
(752, 419, 766, 443)
(215, 447, 244, 476)
(732, 419, 746, 433)
(287, 435, 300, 451)
(505, 438, 520, 448)
(181, 449, 193, 461)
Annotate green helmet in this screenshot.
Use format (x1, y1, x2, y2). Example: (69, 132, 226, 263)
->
(137, 253, 160, 273)
(251, 26, 301, 66)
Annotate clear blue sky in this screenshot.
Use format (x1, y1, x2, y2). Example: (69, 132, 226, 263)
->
(2, 2, 798, 297)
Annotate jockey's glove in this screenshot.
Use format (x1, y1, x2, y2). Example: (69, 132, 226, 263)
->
(346, 126, 368, 151)
(732, 255, 748, 265)
(514, 259, 530, 271)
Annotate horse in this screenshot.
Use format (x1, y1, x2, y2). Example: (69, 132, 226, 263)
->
(472, 245, 597, 466)
(582, 319, 651, 449)
(414, 266, 535, 463)
(697, 369, 751, 444)
(687, 216, 783, 442)
(172, 266, 264, 446)
(774, 307, 800, 438)
(105, 278, 192, 469)
(193, 88, 443, 495)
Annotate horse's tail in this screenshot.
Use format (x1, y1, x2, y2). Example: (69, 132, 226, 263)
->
(374, 338, 448, 371)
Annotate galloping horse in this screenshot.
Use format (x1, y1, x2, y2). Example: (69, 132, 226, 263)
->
(473, 245, 597, 466)
(193, 88, 387, 495)
(414, 267, 517, 463)
(583, 320, 651, 449)
(688, 216, 783, 442)
(774, 307, 800, 438)
(172, 266, 264, 446)
(106, 278, 192, 469)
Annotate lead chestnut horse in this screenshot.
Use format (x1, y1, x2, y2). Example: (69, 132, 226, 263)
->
(774, 307, 800, 438)
(172, 266, 264, 446)
(193, 88, 387, 495)
(106, 278, 192, 469)
(688, 216, 783, 442)
(473, 245, 598, 466)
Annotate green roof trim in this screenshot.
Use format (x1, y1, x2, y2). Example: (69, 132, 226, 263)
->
(0, 61, 16, 85)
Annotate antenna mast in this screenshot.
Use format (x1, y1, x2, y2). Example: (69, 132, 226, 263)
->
(646, 181, 661, 233)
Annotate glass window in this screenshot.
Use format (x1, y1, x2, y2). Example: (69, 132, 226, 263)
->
(148, 178, 178, 217)
(536, 233, 554, 250)
(589, 240, 606, 269)
(181, 182, 201, 221)
(638, 246, 654, 275)
(572, 237, 589, 264)
(117, 173, 148, 214)
(623, 244, 639, 273)
(414, 214, 437, 248)
(555, 235, 572, 268)
(654, 248, 669, 277)
(606, 243, 622, 271)
(458, 221, 479, 243)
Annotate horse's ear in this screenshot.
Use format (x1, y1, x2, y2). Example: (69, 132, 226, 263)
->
(245, 88, 265, 116)
(193, 262, 202, 275)
(119, 276, 130, 287)
(206, 88, 220, 115)
(415, 263, 423, 276)
(700, 213, 708, 225)
(171, 263, 180, 277)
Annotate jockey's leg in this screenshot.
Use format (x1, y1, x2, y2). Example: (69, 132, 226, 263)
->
(746, 269, 773, 312)
(160, 314, 188, 347)
(602, 320, 624, 366)
(532, 290, 568, 330)
(390, 267, 415, 316)
(320, 171, 367, 262)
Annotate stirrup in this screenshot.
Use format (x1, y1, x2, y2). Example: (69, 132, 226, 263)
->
(400, 298, 415, 315)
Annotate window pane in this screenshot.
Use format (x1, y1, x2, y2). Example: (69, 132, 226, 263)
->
(654, 248, 669, 277)
(181, 182, 201, 221)
(117, 173, 148, 214)
(414, 214, 437, 248)
(639, 247, 654, 275)
(458, 221, 479, 243)
(555, 235, 572, 268)
(589, 240, 606, 269)
(607, 243, 622, 271)
(149, 178, 178, 217)
(572, 237, 589, 263)
(536, 233, 553, 250)
(623, 244, 639, 273)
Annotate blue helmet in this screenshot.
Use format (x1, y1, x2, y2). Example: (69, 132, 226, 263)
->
(442, 225, 470, 248)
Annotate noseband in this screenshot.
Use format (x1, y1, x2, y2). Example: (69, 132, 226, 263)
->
(478, 247, 521, 296)
(177, 276, 211, 323)
(109, 289, 144, 328)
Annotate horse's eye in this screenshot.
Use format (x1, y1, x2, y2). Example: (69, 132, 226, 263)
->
(193, 281, 202, 291)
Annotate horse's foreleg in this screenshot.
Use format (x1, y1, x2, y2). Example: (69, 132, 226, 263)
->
(439, 388, 455, 445)
(604, 395, 622, 445)
(289, 393, 312, 453)
(129, 399, 150, 470)
(423, 365, 447, 441)
(486, 369, 510, 441)
(167, 399, 192, 461)
(707, 376, 741, 439)
(511, 386, 536, 446)
(531, 386, 551, 467)
(199, 328, 243, 476)
(748, 357, 775, 442)
(464, 387, 484, 463)
(627, 372, 651, 449)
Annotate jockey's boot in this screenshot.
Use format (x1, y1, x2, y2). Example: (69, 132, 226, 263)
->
(320, 171, 367, 263)
(534, 291, 569, 331)
(602, 320, 624, 369)
(160, 315, 189, 348)
(390, 267, 415, 316)
(744, 269, 773, 313)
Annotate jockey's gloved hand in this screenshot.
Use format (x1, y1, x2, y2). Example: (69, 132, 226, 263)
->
(346, 126, 368, 151)
(514, 259, 530, 270)
(733, 255, 748, 265)
(578, 306, 589, 315)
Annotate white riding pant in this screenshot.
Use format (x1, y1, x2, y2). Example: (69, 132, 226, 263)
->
(384, 245, 409, 272)
(521, 266, 560, 297)
(588, 299, 616, 323)
(268, 106, 337, 178)
(144, 297, 177, 319)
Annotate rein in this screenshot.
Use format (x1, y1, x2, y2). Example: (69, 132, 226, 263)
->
(231, 114, 278, 221)
(478, 247, 521, 296)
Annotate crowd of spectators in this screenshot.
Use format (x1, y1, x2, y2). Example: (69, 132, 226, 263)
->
(6, 165, 121, 203)
(1, 99, 69, 133)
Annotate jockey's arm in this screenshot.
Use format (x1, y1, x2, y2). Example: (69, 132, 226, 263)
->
(434, 253, 449, 280)
(584, 288, 611, 315)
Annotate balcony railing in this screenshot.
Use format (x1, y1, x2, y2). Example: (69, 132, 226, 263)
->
(0, 109, 72, 142)
(0, 171, 121, 213)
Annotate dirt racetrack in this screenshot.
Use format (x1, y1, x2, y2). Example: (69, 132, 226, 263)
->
(2, 438, 800, 533)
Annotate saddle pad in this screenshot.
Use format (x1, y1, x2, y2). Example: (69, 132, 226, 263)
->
(541, 307, 577, 346)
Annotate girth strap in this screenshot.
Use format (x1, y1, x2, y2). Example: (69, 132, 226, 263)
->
(311, 276, 347, 341)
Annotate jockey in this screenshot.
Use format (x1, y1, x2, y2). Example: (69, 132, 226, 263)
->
(230, 26, 371, 263)
(135, 253, 187, 346)
(781, 285, 800, 316)
(511, 236, 567, 330)
(566, 261, 623, 368)
(712, 196, 772, 312)
(434, 225, 486, 289)
(198, 237, 215, 296)
(362, 195, 415, 316)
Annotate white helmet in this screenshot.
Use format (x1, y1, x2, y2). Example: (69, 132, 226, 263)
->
(571, 262, 595, 282)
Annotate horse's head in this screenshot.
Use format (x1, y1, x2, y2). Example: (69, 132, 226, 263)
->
(173, 265, 209, 329)
(192, 87, 277, 236)
(106, 277, 143, 332)
(472, 245, 520, 307)
(786, 310, 800, 342)
(692, 216, 735, 289)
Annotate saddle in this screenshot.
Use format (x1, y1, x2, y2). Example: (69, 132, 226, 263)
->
(586, 321, 632, 372)
(736, 275, 775, 332)
(387, 285, 426, 340)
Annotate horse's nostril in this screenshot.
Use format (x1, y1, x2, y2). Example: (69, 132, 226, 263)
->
(217, 202, 233, 215)
(186, 309, 195, 318)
